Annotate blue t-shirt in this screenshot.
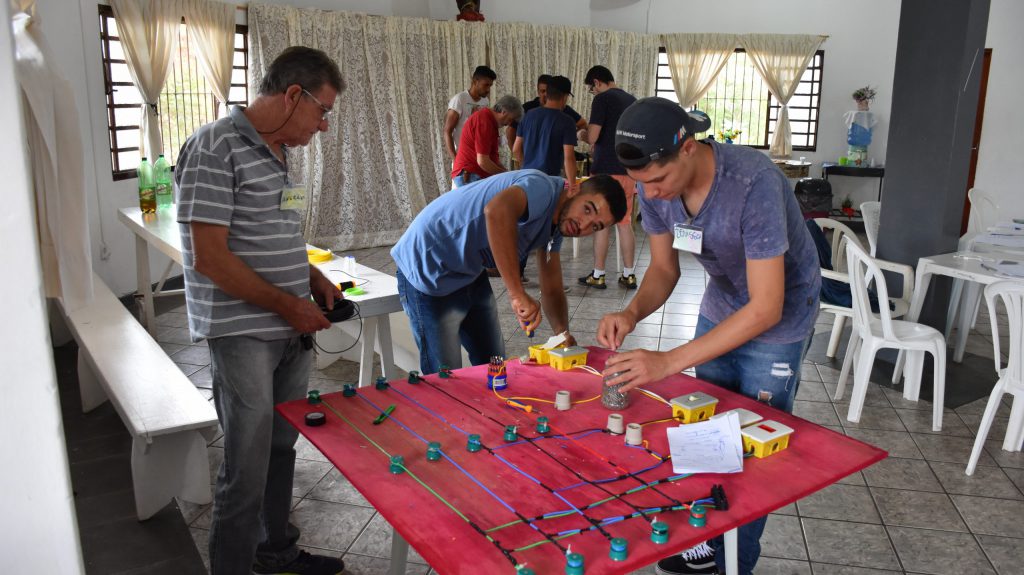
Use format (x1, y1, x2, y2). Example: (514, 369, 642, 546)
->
(638, 141, 821, 344)
(391, 169, 565, 297)
(518, 107, 577, 176)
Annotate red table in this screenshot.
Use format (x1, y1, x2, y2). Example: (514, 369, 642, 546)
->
(278, 348, 886, 575)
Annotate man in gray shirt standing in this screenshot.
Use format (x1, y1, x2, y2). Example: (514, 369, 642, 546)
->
(176, 46, 346, 575)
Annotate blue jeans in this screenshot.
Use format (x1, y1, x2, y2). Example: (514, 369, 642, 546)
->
(396, 269, 505, 374)
(693, 315, 812, 575)
(452, 171, 483, 188)
(207, 335, 312, 575)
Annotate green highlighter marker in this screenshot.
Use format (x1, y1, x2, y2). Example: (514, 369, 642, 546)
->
(373, 404, 396, 425)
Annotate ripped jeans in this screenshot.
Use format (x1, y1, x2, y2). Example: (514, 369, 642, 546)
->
(694, 314, 812, 575)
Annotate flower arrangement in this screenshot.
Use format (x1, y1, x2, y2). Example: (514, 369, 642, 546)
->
(852, 86, 876, 103)
(717, 128, 742, 143)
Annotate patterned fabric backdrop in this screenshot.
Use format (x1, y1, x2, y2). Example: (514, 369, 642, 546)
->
(249, 4, 659, 250)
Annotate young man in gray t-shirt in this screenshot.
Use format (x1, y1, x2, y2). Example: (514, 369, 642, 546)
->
(596, 97, 820, 575)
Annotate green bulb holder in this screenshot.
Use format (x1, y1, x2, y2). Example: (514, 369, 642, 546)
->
(565, 552, 584, 575)
(426, 441, 441, 462)
(306, 389, 321, 404)
(342, 384, 356, 398)
(536, 416, 550, 434)
(389, 455, 405, 474)
(516, 569, 535, 575)
(438, 365, 452, 379)
(375, 376, 389, 390)
(407, 371, 421, 384)
(503, 425, 518, 443)
(651, 520, 669, 544)
(467, 434, 482, 452)
(689, 504, 707, 528)
(609, 537, 628, 561)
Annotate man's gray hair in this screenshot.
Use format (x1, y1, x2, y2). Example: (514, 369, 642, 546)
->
(258, 46, 345, 96)
(493, 95, 523, 121)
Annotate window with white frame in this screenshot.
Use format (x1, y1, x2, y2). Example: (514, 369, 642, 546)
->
(98, 5, 249, 180)
(655, 48, 824, 151)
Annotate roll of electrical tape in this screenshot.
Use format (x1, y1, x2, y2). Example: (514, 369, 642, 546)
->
(305, 412, 326, 427)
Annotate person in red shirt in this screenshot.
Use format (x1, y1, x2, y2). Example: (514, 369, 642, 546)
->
(452, 95, 523, 188)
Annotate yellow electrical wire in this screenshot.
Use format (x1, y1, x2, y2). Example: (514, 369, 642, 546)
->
(307, 247, 333, 264)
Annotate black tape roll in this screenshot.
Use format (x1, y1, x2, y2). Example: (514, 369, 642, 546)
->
(305, 412, 326, 427)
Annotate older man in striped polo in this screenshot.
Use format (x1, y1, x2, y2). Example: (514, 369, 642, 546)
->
(175, 46, 346, 575)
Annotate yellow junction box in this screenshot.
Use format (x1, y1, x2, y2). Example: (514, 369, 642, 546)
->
(670, 392, 719, 423)
(528, 344, 555, 365)
(741, 420, 795, 458)
(546, 346, 589, 371)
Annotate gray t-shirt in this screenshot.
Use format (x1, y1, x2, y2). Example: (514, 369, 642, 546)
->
(176, 106, 310, 341)
(639, 140, 820, 344)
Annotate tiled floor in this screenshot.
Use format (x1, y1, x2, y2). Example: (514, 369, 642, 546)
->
(73, 225, 1024, 574)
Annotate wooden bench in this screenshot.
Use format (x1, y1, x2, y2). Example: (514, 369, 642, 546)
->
(60, 273, 218, 520)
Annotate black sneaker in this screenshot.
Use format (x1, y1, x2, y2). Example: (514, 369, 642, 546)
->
(578, 273, 607, 289)
(253, 550, 345, 575)
(618, 274, 638, 289)
(655, 541, 718, 575)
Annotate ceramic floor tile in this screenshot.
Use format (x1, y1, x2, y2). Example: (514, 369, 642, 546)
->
(761, 513, 808, 561)
(346, 513, 427, 564)
(951, 494, 1024, 538)
(188, 366, 213, 389)
(801, 518, 899, 570)
(887, 526, 995, 575)
(307, 468, 372, 507)
(288, 499, 375, 553)
(619, 334, 660, 350)
(911, 433, 996, 466)
(983, 439, 1024, 469)
(755, 557, 813, 574)
(170, 344, 211, 366)
(928, 460, 1024, 499)
(796, 484, 880, 524)
(156, 326, 194, 346)
(975, 534, 1024, 575)
(861, 457, 943, 493)
(293, 459, 333, 498)
(339, 553, 431, 575)
(802, 363, 824, 383)
(659, 338, 689, 352)
(808, 564, 901, 574)
(793, 400, 841, 427)
(797, 380, 832, 403)
(958, 412, 1013, 441)
(843, 428, 924, 460)
(660, 323, 697, 339)
(870, 487, 967, 531)
(895, 408, 973, 436)
(1003, 466, 1024, 493)
(189, 528, 210, 573)
(835, 404, 908, 432)
(825, 381, 891, 407)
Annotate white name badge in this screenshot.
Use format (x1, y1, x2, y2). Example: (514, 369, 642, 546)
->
(280, 185, 307, 211)
(672, 223, 703, 254)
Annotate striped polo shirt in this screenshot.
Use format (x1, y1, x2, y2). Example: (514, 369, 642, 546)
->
(175, 106, 310, 341)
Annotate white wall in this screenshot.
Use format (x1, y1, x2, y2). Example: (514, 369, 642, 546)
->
(0, 3, 84, 571)
(42, 0, 1020, 296)
(973, 0, 1024, 222)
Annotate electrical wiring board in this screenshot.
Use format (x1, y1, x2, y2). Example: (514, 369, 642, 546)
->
(277, 347, 886, 574)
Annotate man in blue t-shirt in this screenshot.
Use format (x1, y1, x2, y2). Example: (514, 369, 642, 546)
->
(391, 170, 627, 375)
(506, 74, 588, 147)
(513, 76, 577, 183)
(596, 98, 820, 575)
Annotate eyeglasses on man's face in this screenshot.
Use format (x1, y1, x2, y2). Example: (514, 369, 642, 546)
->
(302, 88, 334, 122)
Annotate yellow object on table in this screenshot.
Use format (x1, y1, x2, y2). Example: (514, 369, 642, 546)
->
(670, 392, 719, 423)
(528, 344, 553, 364)
(741, 420, 794, 458)
(547, 346, 589, 371)
(307, 247, 333, 264)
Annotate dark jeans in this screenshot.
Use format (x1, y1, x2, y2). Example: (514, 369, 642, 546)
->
(207, 335, 311, 575)
(694, 314, 813, 575)
(396, 269, 505, 374)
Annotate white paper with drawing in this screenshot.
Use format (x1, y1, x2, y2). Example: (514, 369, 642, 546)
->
(667, 411, 744, 474)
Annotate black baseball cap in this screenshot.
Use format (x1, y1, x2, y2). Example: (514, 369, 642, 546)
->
(546, 75, 574, 97)
(614, 97, 712, 168)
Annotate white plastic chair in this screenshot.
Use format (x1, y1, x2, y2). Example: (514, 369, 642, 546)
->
(966, 281, 1024, 475)
(949, 189, 1003, 339)
(834, 241, 947, 431)
(860, 201, 881, 257)
(814, 218, 915, 359)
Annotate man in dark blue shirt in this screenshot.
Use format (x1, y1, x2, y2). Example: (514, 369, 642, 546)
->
(513, 75, 577, 183)
(506, 74, 588, 147)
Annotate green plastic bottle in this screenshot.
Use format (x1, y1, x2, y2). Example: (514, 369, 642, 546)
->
(137, 157, 156, 214)
(154, 154, 173, 209)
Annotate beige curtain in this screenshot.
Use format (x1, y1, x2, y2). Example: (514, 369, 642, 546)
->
(184, 0, 235, 117)
(742, 33, 825, 157)
(12, 3, 92, 311)
(661, 33, 737, 108)
(110, 0, 181, 158)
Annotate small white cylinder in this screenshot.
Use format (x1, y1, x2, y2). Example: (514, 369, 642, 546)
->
(555, 390, 571, 411)
(624, 423, 643, 446)
(607, 413, 625, 435)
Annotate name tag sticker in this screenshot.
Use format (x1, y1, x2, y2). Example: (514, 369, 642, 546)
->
(280, 185, 307, 211)
(672, 223, 703, 254)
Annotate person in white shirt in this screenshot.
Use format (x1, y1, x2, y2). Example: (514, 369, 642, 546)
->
(444, 65, 496, 162)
